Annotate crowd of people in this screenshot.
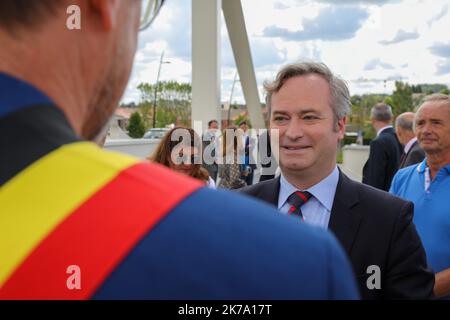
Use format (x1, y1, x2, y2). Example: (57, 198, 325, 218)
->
(1, 0, 449, 300)
(149, 62, 449, 300)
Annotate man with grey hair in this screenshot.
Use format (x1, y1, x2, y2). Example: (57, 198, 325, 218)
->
(241, 62, 434, 299)
(390, 94, 450, 299)
(395, 112, 425, 169)
(363, 103, 402, 191)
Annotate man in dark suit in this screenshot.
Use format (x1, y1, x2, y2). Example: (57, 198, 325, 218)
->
(240, 62, 434, 300)
(362, 103, 402, 191)
(395, 112, 425, 169)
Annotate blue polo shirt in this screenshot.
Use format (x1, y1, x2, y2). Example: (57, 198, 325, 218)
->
(390, 160, 450, 288)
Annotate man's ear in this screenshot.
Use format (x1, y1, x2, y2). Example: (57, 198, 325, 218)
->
(337, 116, 347, 140)
(89, 0, 118, 30)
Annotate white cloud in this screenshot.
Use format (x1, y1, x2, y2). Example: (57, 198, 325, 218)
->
(364, 59, 395, 70)
(123, 0, 450, 104)
(435, 59, 450, 76)
(379, 29, 419, 45)
(427, 4, 449, 27)
(263, 6, 369, 41)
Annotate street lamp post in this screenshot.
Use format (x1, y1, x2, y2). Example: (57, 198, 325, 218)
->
(227, 71, 240, 126)
(153, 51, 171, 128)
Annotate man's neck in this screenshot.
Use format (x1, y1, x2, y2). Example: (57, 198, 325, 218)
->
(0, 29, 91, 136)
(281, 163, 337, 190)
(426, 151, 450, 179)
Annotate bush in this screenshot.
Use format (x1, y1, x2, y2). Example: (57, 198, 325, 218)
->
(343, 135, 357, 145)
(127, 112, 146, 138)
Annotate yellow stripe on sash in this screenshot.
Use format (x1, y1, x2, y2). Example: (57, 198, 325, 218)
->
(0, 142, 138, 287)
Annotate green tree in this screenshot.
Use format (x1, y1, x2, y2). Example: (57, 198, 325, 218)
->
(350, 95, 364, 128)
(349, 94, 387, 142)
(127, 112, 145, 138)
(233, 115, 253, 129)
(411, 85, 422, 93)
(391, 81, 413, 115)
(137, 81, 192, 129)
(139, 100, 153, 130)
(420, 84, 448, 94)
(440, 88, 450, 95)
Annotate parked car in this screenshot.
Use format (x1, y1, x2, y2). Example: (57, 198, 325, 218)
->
(143, 128, 170, 140)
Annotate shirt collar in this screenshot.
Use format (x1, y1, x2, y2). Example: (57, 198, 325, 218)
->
(417, 159, 428, 173)
(404, 137, 418, 154)
(417, 159, 450, 175)
(444, 165, 450, 174)
(278, 166, 340, 211)
(377, 125, 393, 137)
(0, 72, 54, 119)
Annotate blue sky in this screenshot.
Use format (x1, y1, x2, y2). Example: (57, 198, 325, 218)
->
(123, 0, 450, 104)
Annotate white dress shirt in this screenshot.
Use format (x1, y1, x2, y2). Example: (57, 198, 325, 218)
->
(278, 167, 340, 229)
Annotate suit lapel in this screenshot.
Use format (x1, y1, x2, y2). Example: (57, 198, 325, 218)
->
(405, 141, 418, 159)
(400, 141, 413, 168)
(328, 171, 362, 254)
(259, 176, 281, 207)
(400, 151, 407, 168)
(401, 141, 420, 168)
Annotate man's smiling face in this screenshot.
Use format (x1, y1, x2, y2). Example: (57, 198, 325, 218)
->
(270, 74, 345, 177)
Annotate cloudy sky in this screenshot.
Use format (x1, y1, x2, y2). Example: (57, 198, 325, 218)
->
(123, 0, 450, 104)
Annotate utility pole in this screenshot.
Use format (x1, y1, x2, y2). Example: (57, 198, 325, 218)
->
(227, 71, 239, 126)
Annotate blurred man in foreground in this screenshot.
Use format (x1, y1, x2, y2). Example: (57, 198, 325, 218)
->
(0, 0, 358, 299)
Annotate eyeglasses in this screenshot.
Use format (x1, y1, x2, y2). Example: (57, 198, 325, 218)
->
(140, 0, 165, 31)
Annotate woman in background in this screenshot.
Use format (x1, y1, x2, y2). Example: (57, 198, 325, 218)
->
(217, 126, 247, 190)
(150, 127, 215, 189)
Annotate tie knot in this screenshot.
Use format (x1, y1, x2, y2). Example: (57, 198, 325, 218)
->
(287, 191, 312, 208)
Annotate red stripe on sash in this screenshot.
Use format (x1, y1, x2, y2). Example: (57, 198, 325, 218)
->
(0, 162, 202, 300)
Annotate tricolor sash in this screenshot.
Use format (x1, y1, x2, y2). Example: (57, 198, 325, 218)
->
(0, 142, 202, 299)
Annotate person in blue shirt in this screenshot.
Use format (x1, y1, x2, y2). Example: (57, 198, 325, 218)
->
(0, 0, 358, 299)
(390, 93, 450, 299)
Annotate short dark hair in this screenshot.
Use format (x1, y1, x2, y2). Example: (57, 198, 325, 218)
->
(0, 0, 61, 32)
(239, 120, 248, 127)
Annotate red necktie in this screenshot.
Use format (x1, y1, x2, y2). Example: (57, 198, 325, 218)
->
(287, 191, 312, 220)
